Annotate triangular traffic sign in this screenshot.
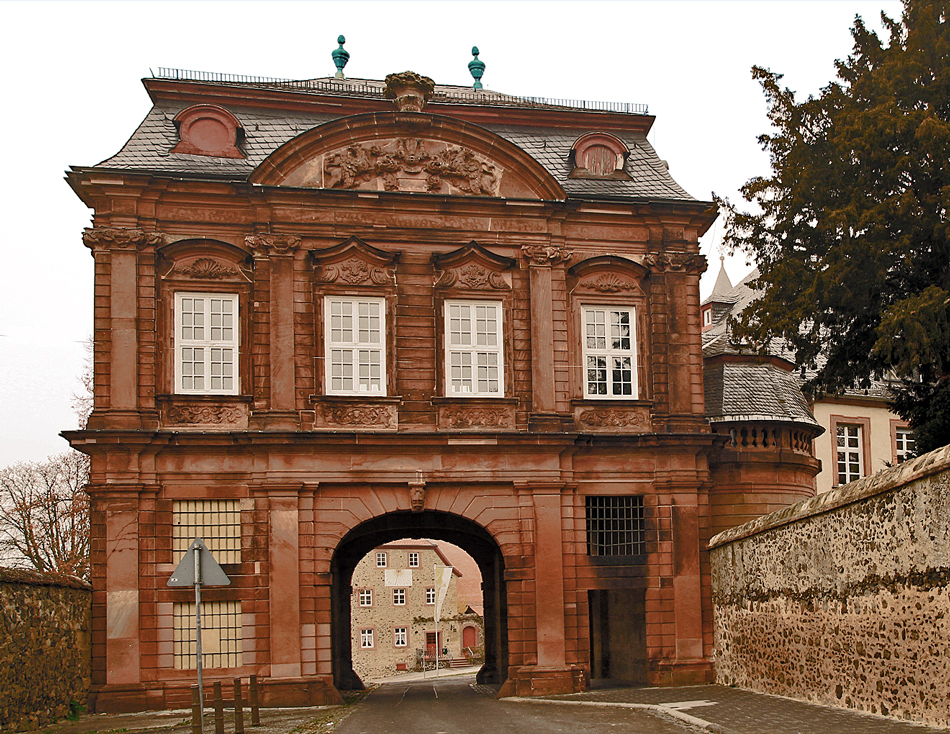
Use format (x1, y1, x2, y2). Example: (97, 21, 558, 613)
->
(167, 538, 231, 587)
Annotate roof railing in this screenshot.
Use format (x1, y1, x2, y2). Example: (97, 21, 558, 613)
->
(150, 67, 648, 115)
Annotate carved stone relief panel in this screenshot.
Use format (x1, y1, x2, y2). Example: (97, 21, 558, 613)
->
(574, 405, 651, 433)
(161, 400, 249, 429)
(311, 237, 399, 288)
(282, 137, 504, 196)
(436, 403, 515, 431)
(432, 241, 516, 291)
(314, 402, 398, 430)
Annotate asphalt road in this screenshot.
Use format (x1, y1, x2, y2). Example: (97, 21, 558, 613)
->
(335, 677, 701, 734)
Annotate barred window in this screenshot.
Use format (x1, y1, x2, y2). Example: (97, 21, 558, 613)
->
(585, 496, 645, 556)
(173, 500, 241, 564)
(173, 601, 242, 669)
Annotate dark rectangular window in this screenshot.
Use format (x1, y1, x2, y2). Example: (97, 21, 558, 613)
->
(585, 496, 645, 556)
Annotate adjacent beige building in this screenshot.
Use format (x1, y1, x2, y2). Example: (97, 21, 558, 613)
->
(350, 540, 482, 680)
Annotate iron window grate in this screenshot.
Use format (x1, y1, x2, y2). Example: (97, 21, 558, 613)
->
(173, 601, 242, 669)
(585, 496, 645, 556)
(173, 500, 241, 564)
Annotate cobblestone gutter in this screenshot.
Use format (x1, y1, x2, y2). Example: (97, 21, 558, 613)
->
(709, 444, 950, 729)
(0, 568, 92, 731)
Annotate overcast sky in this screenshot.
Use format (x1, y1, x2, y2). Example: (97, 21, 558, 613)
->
(0, 0, 902, 465)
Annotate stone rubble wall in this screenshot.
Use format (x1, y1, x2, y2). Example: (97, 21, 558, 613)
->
(709, 444, 950, 729)
(0, 568, 92, 731)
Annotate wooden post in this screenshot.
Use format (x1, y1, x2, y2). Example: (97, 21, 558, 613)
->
(249, 674, 261, 726)
(212, 681, 224, 734)
(190, 685, 202, 734)
(233, 678, 245, 734)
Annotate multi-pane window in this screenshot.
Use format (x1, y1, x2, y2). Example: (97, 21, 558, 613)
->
(325, 297, 385, 395)
(408, 552, 419, 568)
(175, 293, 239, 394)
(583, 306, 637, 398)
(836, 425, 864, 485)
(358, 589, 373, 607)
(173, 500, 241, 564)
(445, 301, 503, 397)
(376, 552, 387, 568)
(394, 627, 408, 647)
(360, 629, 374, 648)
(895, 428, 915, 463)
(392, 588, 406, 605)
(173, 601, 242, 669)
(585, 496, 646, 557)
(425, 587, 436, 605)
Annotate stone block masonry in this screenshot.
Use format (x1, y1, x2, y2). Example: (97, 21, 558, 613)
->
(0, 568, 92, 731)
(709, 444, 950, 728)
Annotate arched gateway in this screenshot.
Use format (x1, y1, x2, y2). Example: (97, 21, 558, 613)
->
(65, 70, 822, 713)
(330, 511, 508, 690)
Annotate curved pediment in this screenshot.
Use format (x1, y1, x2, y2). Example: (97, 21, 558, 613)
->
(250, 112, 565, 200)
(568, 255, 649, 297)
(432, 241, 517, 291)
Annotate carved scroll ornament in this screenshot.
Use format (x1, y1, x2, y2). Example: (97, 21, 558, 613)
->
(521, 245, 573, 266)
(324, 138, 499, 196)
(324, 404, 396, 429)
(83, 228, 164, 251)
(642, 253, 707, 274)
(314, 257, 395, 287)
(245, 233, 302, 257)
(442, 407, 511, 429)
(434, 263, 510, 290)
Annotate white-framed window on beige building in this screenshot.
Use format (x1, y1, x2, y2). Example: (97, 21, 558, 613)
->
(394, 627, 408, 647)
(392, 588, 406, 605)
(173, 600, 242, 669)
(360, 628, 375, 648)
(425, 587, 435, 605)
(358, 588, 373, 607)
(892, 422, 916, 464)
(408, 551, 419, 568)
(376, 552, 387, 568)
(835, 424, 865, 485)
(173, 499, 241, 564)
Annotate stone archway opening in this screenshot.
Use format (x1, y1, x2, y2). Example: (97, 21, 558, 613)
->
(330, 510, 507, 691)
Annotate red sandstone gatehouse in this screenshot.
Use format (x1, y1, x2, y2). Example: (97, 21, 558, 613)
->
(64, 68, 823, 713)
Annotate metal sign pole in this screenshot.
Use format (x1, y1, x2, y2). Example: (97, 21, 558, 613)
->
(434, 563, 440, 679)
(194, 544, 205, 734)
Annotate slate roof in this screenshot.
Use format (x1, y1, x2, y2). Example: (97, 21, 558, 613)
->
(93, 77, 698, 203)
(704, 361, 819, 426)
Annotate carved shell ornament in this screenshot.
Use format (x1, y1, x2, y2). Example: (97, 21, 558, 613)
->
(580, 274, 637, 293)
(177, 258, 238, 279)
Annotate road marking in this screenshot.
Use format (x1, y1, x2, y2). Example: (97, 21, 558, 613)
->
(395, 687, 409, 706)
(659, 700, 717, 711)
(433, 686, 439, 698)
(503, 697, 727, 733)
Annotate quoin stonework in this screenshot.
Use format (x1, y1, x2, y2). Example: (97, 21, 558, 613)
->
(64, 67, 824, 712)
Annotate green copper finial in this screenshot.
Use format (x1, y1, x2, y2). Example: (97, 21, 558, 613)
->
(332, 35, 350, 79)
(468, 46, 485, 91)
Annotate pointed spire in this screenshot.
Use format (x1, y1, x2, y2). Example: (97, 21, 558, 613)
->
(468, 46, 485, 90)
(710, 255, 733, 300)
(332, 35, 350, 79)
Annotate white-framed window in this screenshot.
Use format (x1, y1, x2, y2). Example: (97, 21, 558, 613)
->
(895, 428, 915, 463)
(392, 588, 406, 605)
(836, 424, 864, 484)
(394, 627, 408, 647)
(360, 628, 374, 649)
(425, 587, 436, 605)
(408, 552, 419, 568)
(445, 300, 503, 397)
(172, 499, 242, 564)
(358, 589, 373, 607)
(582, 306, 637, 398)
(175, 293, 239, 394)
(702, 307, 712, 327)
(325, 296, 386, 395)
(173, 601, 242, 669)
(376, 552, 387, 568)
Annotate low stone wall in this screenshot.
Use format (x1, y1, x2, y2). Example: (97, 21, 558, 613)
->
(0, 568, 92, 731)
(709, 444, 950, 728)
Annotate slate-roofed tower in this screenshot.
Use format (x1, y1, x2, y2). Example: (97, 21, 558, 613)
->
(63, 65, 766, 712)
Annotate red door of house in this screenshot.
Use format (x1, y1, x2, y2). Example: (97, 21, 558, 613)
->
(426, 631, 441, 658)
(462, 625, 477, 650)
